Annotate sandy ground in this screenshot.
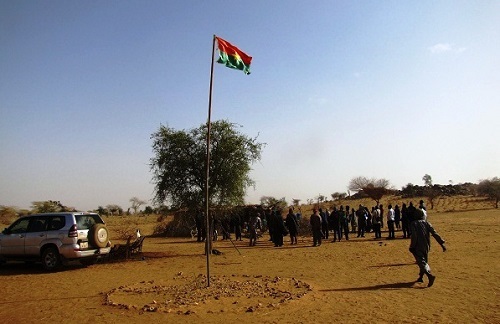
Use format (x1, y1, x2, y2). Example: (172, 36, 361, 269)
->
(1, 208, 499, 323)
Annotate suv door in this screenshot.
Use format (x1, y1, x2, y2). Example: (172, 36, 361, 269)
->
(24, 217, 48, 256)
(0, 218, 31, 256)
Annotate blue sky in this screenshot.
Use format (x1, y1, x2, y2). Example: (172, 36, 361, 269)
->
(1, 1, 499, 211)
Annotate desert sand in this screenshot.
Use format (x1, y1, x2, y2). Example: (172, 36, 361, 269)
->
(1, 197, 499, 323)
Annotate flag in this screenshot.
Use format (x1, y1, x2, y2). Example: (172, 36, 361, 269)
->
(215, 36, 252, 75)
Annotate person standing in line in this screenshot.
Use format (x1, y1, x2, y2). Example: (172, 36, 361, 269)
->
(272, 209, 286, 247)
(265, 207, 274, 242)
(349, 206, 357, 233)
(419, 200, 428, 220)
(310, 208, 322, 247)
(339, 205, 349, 240)
(419, 200, 427, 211)
(409, 208, 447, 287)
(285, 207, 299, 245)
(319, 208, 329, 239)
(379, 204, 384, 229)
(407, 202, 417, 236)
(324, 208, 330, 238)
(365, 206, 373, 233)
(195, 210, 205, 242)
(331, 206, 341, 242)
(401, 203, 409, 238)
(356, 205, 366, 238)
(371, 206, 382, 239)
(394, 204, 401, 230)
(248, 212, 262, 247)
(231, 212, 242, 241)
(387, 204, 396, 239)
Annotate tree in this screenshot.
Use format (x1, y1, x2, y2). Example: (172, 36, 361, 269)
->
(423, 186, 440, 210)
(348, 176, 392, 205)
(331, 192, 347, 201)
(401, 183, 418, 198)
(477, 177, 500, 208)
(316, 194, 326, 204)
(106, 204, 123, 216)
(97, 206, 107, 215)
(150, 120, 264, 209)
(422, 174, 439, 209)
(31, 201, 74, 213)
(422, 174, 433, 186)
(260, 196, 287, 210)
(129, 197, 147, 214)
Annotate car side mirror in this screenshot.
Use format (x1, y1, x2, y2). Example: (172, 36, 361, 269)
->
(2, 228, 11, 235)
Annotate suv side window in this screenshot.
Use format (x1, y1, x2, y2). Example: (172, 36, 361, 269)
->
(28, 217, 47, 232)
(8, 218, 31, 234)
(48, 216, 65, 230)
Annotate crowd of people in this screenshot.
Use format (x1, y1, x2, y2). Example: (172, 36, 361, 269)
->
(196, 200, 432, 246)
(195, 199, 446, 287)
(307, 201, 429, 244)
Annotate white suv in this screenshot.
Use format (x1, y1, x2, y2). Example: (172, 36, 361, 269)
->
(0, 212, 111, 270)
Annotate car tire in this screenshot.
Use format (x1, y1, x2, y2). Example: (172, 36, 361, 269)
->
(41, 247, 61, 271)
(90, 223, 109, 248)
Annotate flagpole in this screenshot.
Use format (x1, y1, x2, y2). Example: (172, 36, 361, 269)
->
(205, 34, 217, 287)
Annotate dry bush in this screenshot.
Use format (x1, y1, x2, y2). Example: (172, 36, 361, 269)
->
(153, 214, 192, 237)
(104, 215, 160, 241)
(0, 206, 18, 226)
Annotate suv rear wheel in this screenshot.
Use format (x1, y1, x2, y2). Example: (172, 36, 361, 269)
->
(41, 247, 61, 271)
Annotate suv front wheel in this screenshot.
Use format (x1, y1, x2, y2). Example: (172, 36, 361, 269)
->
(41, 246, 61, 271)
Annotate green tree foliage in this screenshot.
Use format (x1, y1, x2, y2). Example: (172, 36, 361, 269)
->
(260, 196, 287, 210)
(401, 183, 418, 197)
(348, 176, 392, 205)
(331, 192, 347, 200)
(150, 120, 264, 209)
(422, 174, 433, 186)
(477, 177, 500, 208)
(106, 204, 123, 216)
(31, 201, 74, 213)
(316, 194, 326, 204)
(97, 206, 106, 215)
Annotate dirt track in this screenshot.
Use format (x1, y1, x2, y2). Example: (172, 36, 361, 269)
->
(1, 209, 499, 323)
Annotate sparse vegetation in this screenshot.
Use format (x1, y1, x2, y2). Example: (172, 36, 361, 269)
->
(477, 177, 500, 208)
(348, 176, 392, 205)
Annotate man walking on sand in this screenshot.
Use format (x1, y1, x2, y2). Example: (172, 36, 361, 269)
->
(409, 208, 447, 287)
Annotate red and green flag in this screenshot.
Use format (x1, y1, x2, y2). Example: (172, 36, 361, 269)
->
(216, 37, 252, 75)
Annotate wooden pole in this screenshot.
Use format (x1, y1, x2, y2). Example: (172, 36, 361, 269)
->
(205, 35, 216, 287)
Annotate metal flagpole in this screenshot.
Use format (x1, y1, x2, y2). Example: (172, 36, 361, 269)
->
(205, 35, 217, 287)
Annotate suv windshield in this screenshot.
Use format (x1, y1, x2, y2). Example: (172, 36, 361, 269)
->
(75, 214, 103, 230)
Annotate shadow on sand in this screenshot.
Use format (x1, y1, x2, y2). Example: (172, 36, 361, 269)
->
(319, 281, 424, 292)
